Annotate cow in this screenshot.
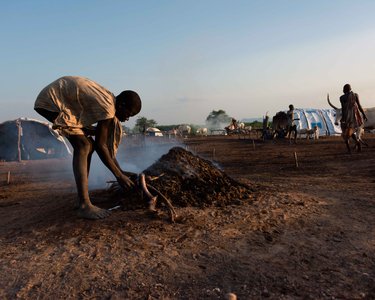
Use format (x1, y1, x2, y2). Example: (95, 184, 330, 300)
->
(327, 94, 373, 151)
(166, 128, 178, 137)
(177, 124, 191, 137)
(196, 127, 208, 136)
(271, 111, 288, 139)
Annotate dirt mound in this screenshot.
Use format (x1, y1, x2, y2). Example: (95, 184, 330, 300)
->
(142, 147, 253, 207)
(93, 147, 253, 210)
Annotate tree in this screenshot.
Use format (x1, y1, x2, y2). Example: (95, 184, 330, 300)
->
(134, 117, 157, 134)
(205, 110, 231, 129)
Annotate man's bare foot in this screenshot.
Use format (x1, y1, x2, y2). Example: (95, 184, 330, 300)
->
(77, 204, 111, 220)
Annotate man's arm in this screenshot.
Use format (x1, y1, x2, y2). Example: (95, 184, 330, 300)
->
(95, 119, 134, 189)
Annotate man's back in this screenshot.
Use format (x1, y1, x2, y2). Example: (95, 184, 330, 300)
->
(35, 76, 116, 131)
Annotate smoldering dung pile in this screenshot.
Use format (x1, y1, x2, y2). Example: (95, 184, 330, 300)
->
(141, 147, 253, 207)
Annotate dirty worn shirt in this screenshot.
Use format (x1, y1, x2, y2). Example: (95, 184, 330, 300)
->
(34, 76, 122, 156)
(340, 92, 364, 129)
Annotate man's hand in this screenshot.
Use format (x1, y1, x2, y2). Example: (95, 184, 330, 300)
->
(116, 174, 135, 190)
(122, 170, 138, 182)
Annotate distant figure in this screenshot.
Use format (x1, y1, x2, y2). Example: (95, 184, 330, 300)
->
(230, 118, 238, 129)
(287, 104, 297, 143)
(339, 84, 367, 152)
(262, 113, 270, 140)
(34, 76, 142, 219)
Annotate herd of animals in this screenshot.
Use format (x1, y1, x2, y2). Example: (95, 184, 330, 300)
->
(168, 97, 375, 153)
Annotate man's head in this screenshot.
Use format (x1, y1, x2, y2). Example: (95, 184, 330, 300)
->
(289, 104, 294, 110)
(343, 84, 351, 94)
(115, 90, 142, 121)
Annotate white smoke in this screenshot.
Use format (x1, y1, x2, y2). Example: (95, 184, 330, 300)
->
(88, 135, 183, 189)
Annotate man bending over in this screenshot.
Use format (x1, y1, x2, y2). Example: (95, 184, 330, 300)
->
(35, 76, 141, 219)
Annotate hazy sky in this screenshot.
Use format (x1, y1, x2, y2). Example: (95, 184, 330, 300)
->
(1, 1, 375, 127)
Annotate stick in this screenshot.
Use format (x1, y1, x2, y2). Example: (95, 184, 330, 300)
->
(108, 205, 121, 211)
(294, 151, 299, 168)
(7, 171, 10, 184)
(147, 184, 178, 222)
(16, 120, 22, 162)
(252, 139, 255, 150)
(213, 148, 216, 160)
(139, 173, 158, 212)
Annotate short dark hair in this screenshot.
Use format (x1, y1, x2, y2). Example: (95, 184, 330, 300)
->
(116, 90, 142, 115)
(343, 84, 351, 93)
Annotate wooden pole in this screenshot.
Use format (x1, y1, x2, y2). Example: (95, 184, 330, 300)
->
(7, 171, 11, 184)
(213, 148, 216, 160)
(16, 119, 22, 162)
(294, 151, 299, 168)
(252, 139, 255, 150)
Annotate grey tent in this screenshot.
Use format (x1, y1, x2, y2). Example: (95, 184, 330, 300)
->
(0, 118, 71, 161)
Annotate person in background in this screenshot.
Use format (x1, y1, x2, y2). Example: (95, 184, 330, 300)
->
(339, 84, 367, 136)
(230, 118, 238, 129)
(262, 113, 270, 140)
(287, 104, 297, 143)
(34, 76, 142, 219)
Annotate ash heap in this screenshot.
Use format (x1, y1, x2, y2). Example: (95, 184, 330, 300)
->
(142, 147, 253, 207)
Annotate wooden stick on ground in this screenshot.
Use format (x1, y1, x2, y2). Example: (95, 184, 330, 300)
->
(294, 151, 299, 168)
(146, 184, 178, 222)
(139, 173, 177, 222)
(139, 173, 158, 213)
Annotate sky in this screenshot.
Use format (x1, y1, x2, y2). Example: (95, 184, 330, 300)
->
(1, 0, 375, 127)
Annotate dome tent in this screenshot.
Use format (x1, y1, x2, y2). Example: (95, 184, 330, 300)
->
(146, 127, 163, 137)
(292, 108, 341, 136)
(0, 118, 71, 161)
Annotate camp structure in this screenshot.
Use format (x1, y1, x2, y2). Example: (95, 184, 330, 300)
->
(0, 118, 71, 162)
(292, 108, 341, 136)
(146, 127, 163, 137)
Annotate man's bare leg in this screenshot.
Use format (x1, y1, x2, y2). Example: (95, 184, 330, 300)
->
(68, 135, 110, 219)
(293, 128, 297, 144)
(71, 137, 94, 210)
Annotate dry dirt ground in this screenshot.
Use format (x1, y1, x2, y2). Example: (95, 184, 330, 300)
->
(0, 134, 374, 299)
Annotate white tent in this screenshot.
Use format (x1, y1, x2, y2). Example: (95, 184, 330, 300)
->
(293, 108, 341, 136)
(146, 127, 163, 137)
